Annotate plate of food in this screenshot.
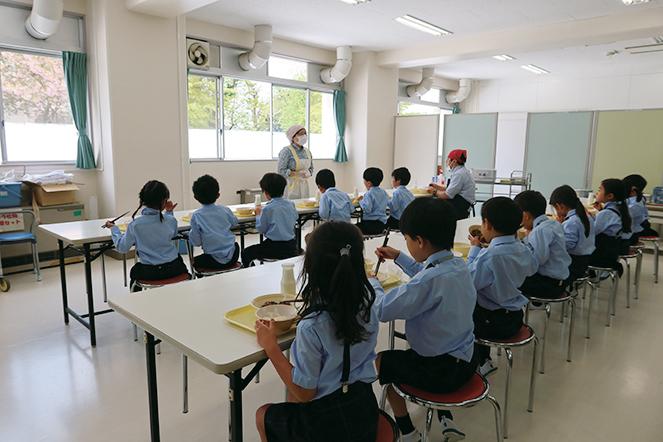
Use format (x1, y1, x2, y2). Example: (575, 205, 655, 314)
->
(296, 200, 319, 209)
(255, 304, 298, 334)
(234, 207, 255, 217)
(251, 293, 298, 309)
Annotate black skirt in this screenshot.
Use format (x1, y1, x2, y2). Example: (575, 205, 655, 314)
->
(264, 382, 378, 442)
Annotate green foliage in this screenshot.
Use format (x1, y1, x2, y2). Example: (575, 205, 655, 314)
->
(187, 75, 216, 129)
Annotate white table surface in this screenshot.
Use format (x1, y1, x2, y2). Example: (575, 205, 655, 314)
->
(109, 257, 302, 375)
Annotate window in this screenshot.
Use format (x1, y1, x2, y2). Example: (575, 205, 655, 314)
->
(0, 50, 77, 163)
(268, 56, 308, 82)
(187, 75, 219, 159)
(398, 101, 442, 116)
(420, 87, 440, 104)
(187, 73, 338, 161)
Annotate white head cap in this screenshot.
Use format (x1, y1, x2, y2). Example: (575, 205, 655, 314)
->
(286, 124, 305, 142)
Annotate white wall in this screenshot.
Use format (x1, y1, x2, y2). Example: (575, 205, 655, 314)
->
(464, 72, 663, 113)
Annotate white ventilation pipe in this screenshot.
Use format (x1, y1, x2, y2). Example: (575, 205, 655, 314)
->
(406, 67, 435, 97)
(25, 0, 63, 40)
(320, 46, 352, 84)
(239, 25, 273, 71)
(445, 79, 473, 104)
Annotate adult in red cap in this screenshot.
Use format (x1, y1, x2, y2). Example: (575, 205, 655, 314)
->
(429, 149, 476, 220)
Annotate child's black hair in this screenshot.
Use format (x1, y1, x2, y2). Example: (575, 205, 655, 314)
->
(601, 178, 632, 234)
(363, 167, 384, 187)
(192, 174, 220, 205)
(259, 173, 287, 198)
(132, 180, 170, 222)
(315, 169, 336, 190)
(481, 196, 522, 235)
(514, 190, 547, 218)
(392, 167, 411, 186)
(299, 222, 376, 345)
(399, 198, 455, 250)
(623, 174, 647, 203)
(550, 185, 591, 238)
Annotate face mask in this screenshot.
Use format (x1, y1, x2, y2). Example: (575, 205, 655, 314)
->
(296, 135, 308, 145)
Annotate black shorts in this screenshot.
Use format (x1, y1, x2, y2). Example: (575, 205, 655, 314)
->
(379, 348, 478, 393)
(386, 216, 400, 231)
(357, 220, 386, 236)
(520, 273, 567, 299)
(193, 243, 240, 270)
(264, 382, 378, 442)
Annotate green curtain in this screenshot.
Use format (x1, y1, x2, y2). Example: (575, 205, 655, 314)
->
(333, 90, 348, 163)
(62, 52, 96, 169)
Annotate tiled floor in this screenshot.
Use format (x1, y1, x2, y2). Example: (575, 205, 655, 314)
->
(1, 234, 662, 441)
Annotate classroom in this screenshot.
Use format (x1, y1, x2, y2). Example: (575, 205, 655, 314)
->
(1, 0, 662, 441)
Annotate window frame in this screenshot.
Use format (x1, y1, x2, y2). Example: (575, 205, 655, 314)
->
(0, 46, 80, 166)
(188, 70, 338, 163)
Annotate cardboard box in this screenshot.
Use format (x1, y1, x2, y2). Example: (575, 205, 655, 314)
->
(28, 183, 79, 206)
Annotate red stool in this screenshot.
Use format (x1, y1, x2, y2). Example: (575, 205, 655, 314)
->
(393, 373, 503, 442)
(193, 261, 243, 278)
(376, 409, 399, 442)
(476, 325, 538, 438)
(133, 272, 192, 290)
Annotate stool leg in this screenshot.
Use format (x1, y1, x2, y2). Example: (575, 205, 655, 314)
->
(503, 348, 513, 439)
(611, 272, 620, 318)
(635, 251, 642, 300)
(31, 242, 41, 281)
(379, 384, 388, 411)
(133, 323, 138, 342)
(123, 254, 128, 287)
(540, 304, 551, 374)
(423, 408, 433, 442)
(625, 260, 631, 309)
(567, 299, 576, 363)
(586, 282, 594, 339)
(388, 320, 395, 350)
(487, 394, 504, 442)
(560, 302, 566, 323)
(182, 354, 188, 414)
(528, 337, 538, 413)
(654, 241, 659, 284)
(606, 276, 613, 327)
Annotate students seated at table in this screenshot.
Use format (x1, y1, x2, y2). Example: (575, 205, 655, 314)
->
(515, 190, 571, 299)
(242, 173, 299, 267)
(255, 222, 380, 442)
(106, 180, 188, 290)
(467, 196, 537, 376)
(590, 178, 632, 273)
(316, 169, 353, 223)
(188, 174, 240, 270)
(549, 185, 596, 284)
(357, 167, 389, 235)
(623, 174, 659, 243)
(387, 167, 415, 230)
(374, 198, 477, 442)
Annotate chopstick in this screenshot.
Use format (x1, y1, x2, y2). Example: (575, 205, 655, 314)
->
(102, 210, 130, 228)
(374, 229, 391, 276)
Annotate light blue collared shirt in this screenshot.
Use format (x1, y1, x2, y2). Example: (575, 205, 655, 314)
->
(388, 186, 415, 220)
(446, 165, 476, 204)
(277, 144, 314, 178)
(563, 209, 596, 256)
(256, 197, 298, 241)
(523, 214, 571, 280)
(375, 250, 476, 361)
(291, 304, 379, 400)
(188, 204, 239, 264)
(594, 202, 624, 238)
(111, 207, 179, 265)
(627, 196, 646, 234)
(468, 235, 537, 311)
(319, 187, 353, 223)
(360, 186, 389, 223)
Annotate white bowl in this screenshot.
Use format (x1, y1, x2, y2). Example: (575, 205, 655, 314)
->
(255, 304, 298, 334)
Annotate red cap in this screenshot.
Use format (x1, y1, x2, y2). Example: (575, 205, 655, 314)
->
(448, 149, 467, 163)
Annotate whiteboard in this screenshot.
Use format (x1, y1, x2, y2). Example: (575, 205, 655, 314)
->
(393, 115, 440, 188)
(442, 113, 498, 170)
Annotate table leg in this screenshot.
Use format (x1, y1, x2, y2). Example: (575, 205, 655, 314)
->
(240, 229, 245, 253)
(145, 332, 161, 442)
(84, 244, 97, 347)
(58, 240, 69, 325)
(228, 369, 243, 442)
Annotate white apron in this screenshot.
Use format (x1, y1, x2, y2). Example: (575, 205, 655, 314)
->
(285, 145, 312, 200)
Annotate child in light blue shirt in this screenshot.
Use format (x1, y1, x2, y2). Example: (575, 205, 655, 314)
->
(188, 174, 240, 270)
(387, 167, 415, 230)
(316, 169, 353, 223)
(357, 167, 388, 235)
(590, 178, 632, 271)
(242, 173, 299, 267)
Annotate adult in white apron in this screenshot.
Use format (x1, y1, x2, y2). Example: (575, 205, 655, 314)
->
(277, 124, 314, 200)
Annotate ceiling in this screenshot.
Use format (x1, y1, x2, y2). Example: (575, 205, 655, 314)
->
(184, 0, 663, 80)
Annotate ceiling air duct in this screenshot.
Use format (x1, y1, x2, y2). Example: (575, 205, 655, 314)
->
(239, 25, 273, 71)
(446, 79, 472, 104)
(320, 46, 352, 84)
(406, 67, 434, 97)
(25, 0, 63, 40)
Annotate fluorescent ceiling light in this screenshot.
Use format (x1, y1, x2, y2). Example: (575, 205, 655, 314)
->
(521, 64, 550, 74)
(493, 54, 516, 61)
(622, 0, 650, 4)
(395, 15, 452, 36)
(339, 0, 370, 4)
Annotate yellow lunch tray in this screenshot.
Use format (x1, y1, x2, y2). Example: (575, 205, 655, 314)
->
(181, 214, 191, 223)
(381, 274, 402, 289)
(453, 242, 470, 258)
(296, 202, 319, 209)
(233, 210, 255, 218)
(117, 224, 128, 233)
(224, 304, 297, 334)
(412, 188, 430, 195)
